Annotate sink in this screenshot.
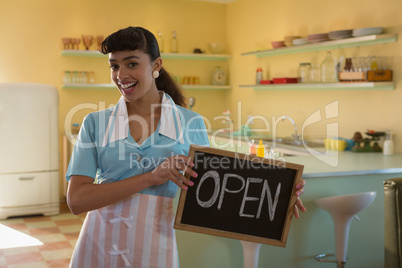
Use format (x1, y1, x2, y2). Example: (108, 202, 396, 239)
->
(262, 137, 324, 148)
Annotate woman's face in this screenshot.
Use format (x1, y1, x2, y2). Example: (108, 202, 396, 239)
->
(109, 49, 161, 103)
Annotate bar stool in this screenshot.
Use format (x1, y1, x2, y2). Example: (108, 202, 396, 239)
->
(314, 191, 376, 268)
(240, 240, 261, 268)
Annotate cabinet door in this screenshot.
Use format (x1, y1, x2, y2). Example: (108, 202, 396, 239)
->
(0, 172, 51, 207)
(0, 83, 58, 173)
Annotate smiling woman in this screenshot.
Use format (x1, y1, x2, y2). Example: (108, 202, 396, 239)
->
(65, 26, 212, 268)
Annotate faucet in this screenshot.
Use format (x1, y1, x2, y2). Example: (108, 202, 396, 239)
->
(281, 116, 301, 145)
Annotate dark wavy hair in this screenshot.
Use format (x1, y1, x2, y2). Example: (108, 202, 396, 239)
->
(100, 26, 186, 107)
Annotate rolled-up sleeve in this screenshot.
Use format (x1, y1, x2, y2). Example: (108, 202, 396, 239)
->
(66, 114, 98, 182)
(187, 115, 210, 147)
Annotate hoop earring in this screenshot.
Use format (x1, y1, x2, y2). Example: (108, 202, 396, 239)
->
(152, 70, 160, 79)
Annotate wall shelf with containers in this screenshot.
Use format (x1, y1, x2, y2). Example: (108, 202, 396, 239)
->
(61, 50, 232, 90)
(240, 34, 397, 90)
(240, 81, 394, 90)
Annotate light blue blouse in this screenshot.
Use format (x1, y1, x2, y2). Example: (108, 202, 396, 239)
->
(66, 92, 209, 198)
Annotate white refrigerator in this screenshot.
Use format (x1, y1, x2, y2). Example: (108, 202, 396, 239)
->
(0, 83, 60, 219)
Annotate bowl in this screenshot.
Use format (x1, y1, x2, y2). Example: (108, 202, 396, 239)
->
(271, 41, 286, 49)
(284, 36, 301, 46)
(292, 38, 308, 46)
(208, 42, 225, 54)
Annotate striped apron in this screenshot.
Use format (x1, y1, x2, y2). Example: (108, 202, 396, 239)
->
(69, 193, 178, 268)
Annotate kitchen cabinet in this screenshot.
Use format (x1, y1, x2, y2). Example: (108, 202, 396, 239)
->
(240, 34, 397, 90)
(61, 50, 232, 90)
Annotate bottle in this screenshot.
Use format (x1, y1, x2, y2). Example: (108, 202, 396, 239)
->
(63, 71, 72, 84)
(308, 64, 320, 83)
(72, 71, 80, 84)
(370, 56, 378, 71)
(248, 139, 257, 155)
(256, 67, 263, 84)
(80, 71, 88, 84)
(297, 63, 311, 83)
(157, 31, 164, 53)
(320, 51, 337, 83)
(87, 71, 95, 83)
(257, 139, 265, 157)
(170, 31, 178, 53)
(344, 58, 351, 72)
(383, 131, 394, 155)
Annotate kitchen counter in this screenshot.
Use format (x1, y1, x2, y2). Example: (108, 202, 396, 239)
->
(287, 151, 402, 178)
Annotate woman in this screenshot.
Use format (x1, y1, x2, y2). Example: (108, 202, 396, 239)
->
(66, 26, 306, 268)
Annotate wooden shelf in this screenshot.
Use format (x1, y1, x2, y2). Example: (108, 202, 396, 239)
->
(61, 50, 107, 57)
(182, 85, 230, 90)
(62, 84, 230, 90)
(239, 82, 395, 90)
(241, 34, 397, 58)
(61, 50, 232, 60)
(62, 83, 115, 89)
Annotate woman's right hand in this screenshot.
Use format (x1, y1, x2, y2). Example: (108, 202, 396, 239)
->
(151, 155, 198, 190)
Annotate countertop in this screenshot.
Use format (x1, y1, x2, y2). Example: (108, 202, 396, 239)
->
(286, 151, 402, 178)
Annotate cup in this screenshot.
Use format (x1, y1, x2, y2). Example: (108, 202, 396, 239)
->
(324, 138, 331, 150)
(331, 139, 347, 151)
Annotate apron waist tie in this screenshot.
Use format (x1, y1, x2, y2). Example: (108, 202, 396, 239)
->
(109, 215, 135, 228)
(109, 244, 131, 266)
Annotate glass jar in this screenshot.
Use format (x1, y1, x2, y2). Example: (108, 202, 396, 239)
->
(297, 63, 311, 83)
(72, 71, 80, 84)
(63, 71, 72, 84)
(87, 71, 95, 83)
(320, 51, 337, 83)
(80, 71, 88, 84)
(308, 65, 320, 83)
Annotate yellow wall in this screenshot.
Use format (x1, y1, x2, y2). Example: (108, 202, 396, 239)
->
(226, 0, 402, 151)
(1, 0, 401, 199)
(0, 0, 228, 197)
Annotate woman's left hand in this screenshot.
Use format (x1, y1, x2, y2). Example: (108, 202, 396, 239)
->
(293, 179, 306, 218)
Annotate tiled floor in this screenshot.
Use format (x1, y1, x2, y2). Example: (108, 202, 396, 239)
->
(0, 203, 85, 268)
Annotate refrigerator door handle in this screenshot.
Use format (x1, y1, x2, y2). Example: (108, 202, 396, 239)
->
(19, 176, 35, 181)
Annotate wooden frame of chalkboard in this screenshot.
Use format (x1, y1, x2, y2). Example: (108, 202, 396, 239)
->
(174, 144, 304, 247)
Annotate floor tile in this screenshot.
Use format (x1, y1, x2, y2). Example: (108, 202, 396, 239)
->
(7, 261, 48, 268)
(54, 219, 83, 227)
(3, 223, 27, 231)
(38, 241, 72, 252)
(5, 252, 43, 264)
(34, 234, 67, 244)
(29, 227, 61, 236)
(58, 225, 82, 233)
(0, 203, 81, 267)
(2, 246, 39, 256)
(23, 216, 52, 223)
(46, 259, 71, 268)
(0, 218, 24, 225)
(63, 232, 80, 240)
(40, 248, 74, 261)
(26, 221, 57, 229)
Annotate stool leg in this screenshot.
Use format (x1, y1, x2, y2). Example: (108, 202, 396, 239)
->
(240, 241, 261, 268)
(333, 215, 354, 265)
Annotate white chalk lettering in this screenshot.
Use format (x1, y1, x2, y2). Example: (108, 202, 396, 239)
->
(195, 171, 282, 221)
(239, 178, 263, 218)
(256, 181, 281, 221)
(196, 171, 220, 208)
(217, 173, 245, 210)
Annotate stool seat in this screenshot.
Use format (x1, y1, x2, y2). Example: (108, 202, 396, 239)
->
(315, 191, 376, 267)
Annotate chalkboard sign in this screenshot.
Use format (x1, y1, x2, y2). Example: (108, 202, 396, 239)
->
(174, 144, 304, 247)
